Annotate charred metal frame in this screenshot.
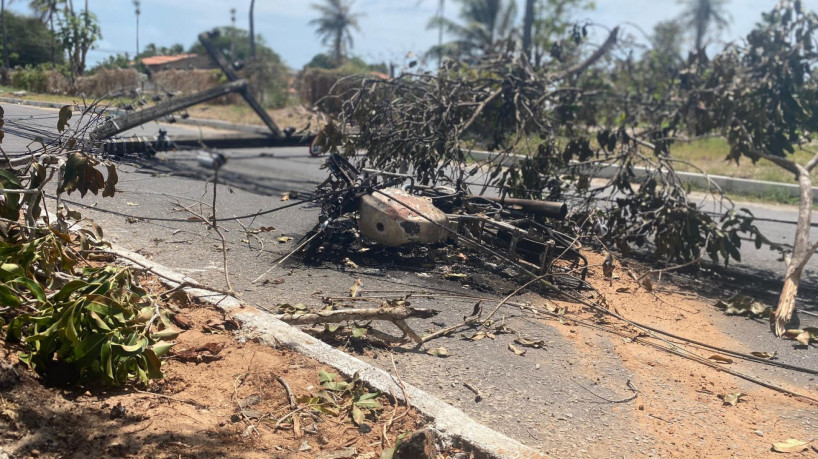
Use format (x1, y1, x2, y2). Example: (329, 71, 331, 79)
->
(312, 154, 588, 284)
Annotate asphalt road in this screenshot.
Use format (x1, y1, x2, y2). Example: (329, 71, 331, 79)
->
(3, 103, 817, 456)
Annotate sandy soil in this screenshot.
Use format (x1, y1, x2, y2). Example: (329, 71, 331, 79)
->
(0, 273, 424, 459)
(541, 252, 818, 457)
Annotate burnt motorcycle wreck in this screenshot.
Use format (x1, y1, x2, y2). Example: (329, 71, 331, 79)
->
(304, 154, 589, 291)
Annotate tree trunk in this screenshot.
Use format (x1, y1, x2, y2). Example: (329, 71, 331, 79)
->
(522, 0, 535, 59)
(771, 164, 817, 336)
(1, 0, 8, 84)
(334, 29, 342, 66)
(249, 0, 256, 59)
(50, 13, 56, 68)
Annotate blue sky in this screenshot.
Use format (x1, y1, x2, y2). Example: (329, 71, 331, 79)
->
(8, 1, 817, 69)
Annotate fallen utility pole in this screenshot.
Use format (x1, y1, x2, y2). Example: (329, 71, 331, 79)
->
(90, 80, 250, 140)
(90, 28, 285, 141)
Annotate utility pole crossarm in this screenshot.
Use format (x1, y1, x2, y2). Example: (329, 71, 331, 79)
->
(197, 31, 283, 138)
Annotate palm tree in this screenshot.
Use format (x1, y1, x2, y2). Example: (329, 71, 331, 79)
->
(29, 0, 62, 67)
(249, 0, 256, 59)
(309, 0, 362, 66)
(1, 0, 8, 81)
(679, 0, 730, 53)
(426, 0, 517, 60)
(133, 0, 140, 58)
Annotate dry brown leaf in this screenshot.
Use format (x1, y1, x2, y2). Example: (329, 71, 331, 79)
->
(796, 332, 811, 346)
(515, 337, 546, 349)
(426, 347, 450, 357)
(719, 392, 745, 406)
(464, 331, 486, 341)
(708, 354, 734, 364)
(343, 258, 359, 269)
(772, 439, 809, 453)
(508, 343, 526, 356)
(349, 278, 363, 298)
(750, 351, 776, 359)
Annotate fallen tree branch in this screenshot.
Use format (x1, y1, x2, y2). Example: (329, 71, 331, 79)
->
(420, 302, 483, 344)
(275, 375, 297, 409)
(274, 306, 437, 325)
(276, 306, 435, 344)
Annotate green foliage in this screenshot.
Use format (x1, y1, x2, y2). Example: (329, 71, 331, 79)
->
(57, 8, 101, 75)
(1, 10, 64, 67)
(188, 26, 277, 64)
(685, 1, 818, 165)
(0, 104, 171, 386)
(305, 52, 336, 69)
(296, 370, 383, 425)
(91, 52, 132, 72)
(306, 53, 387, 74)
(4, 243, 175, 386)
(136, 42, 185, 60)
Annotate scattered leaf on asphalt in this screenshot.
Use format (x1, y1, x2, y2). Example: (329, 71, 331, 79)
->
(508, 343, 526, 356)
(795, 332, 811, 346)
(750, 351, 777, 359)
(719, 392, 745, 406)
(343, 258, 359, 269)
(463, 331, 486, 341)
(708, 354, 734, 364)
(277, 303, 308, 314)
(771, 438, 809, 453)
(277, 236, 293, 243)
(515, 337, 546, 349)
(716, 295, 771, 318)
(349, 278, 363, 298)
(426, 347, 450, 357)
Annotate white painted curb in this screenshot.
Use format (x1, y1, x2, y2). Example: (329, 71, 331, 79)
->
(110, 247, 545, 459)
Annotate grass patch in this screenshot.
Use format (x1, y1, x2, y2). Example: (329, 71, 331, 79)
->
(670, 137, 817, 184)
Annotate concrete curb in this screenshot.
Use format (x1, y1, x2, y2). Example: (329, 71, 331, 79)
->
(466, 150, 818, 201)
(110, 247, 545, 459)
